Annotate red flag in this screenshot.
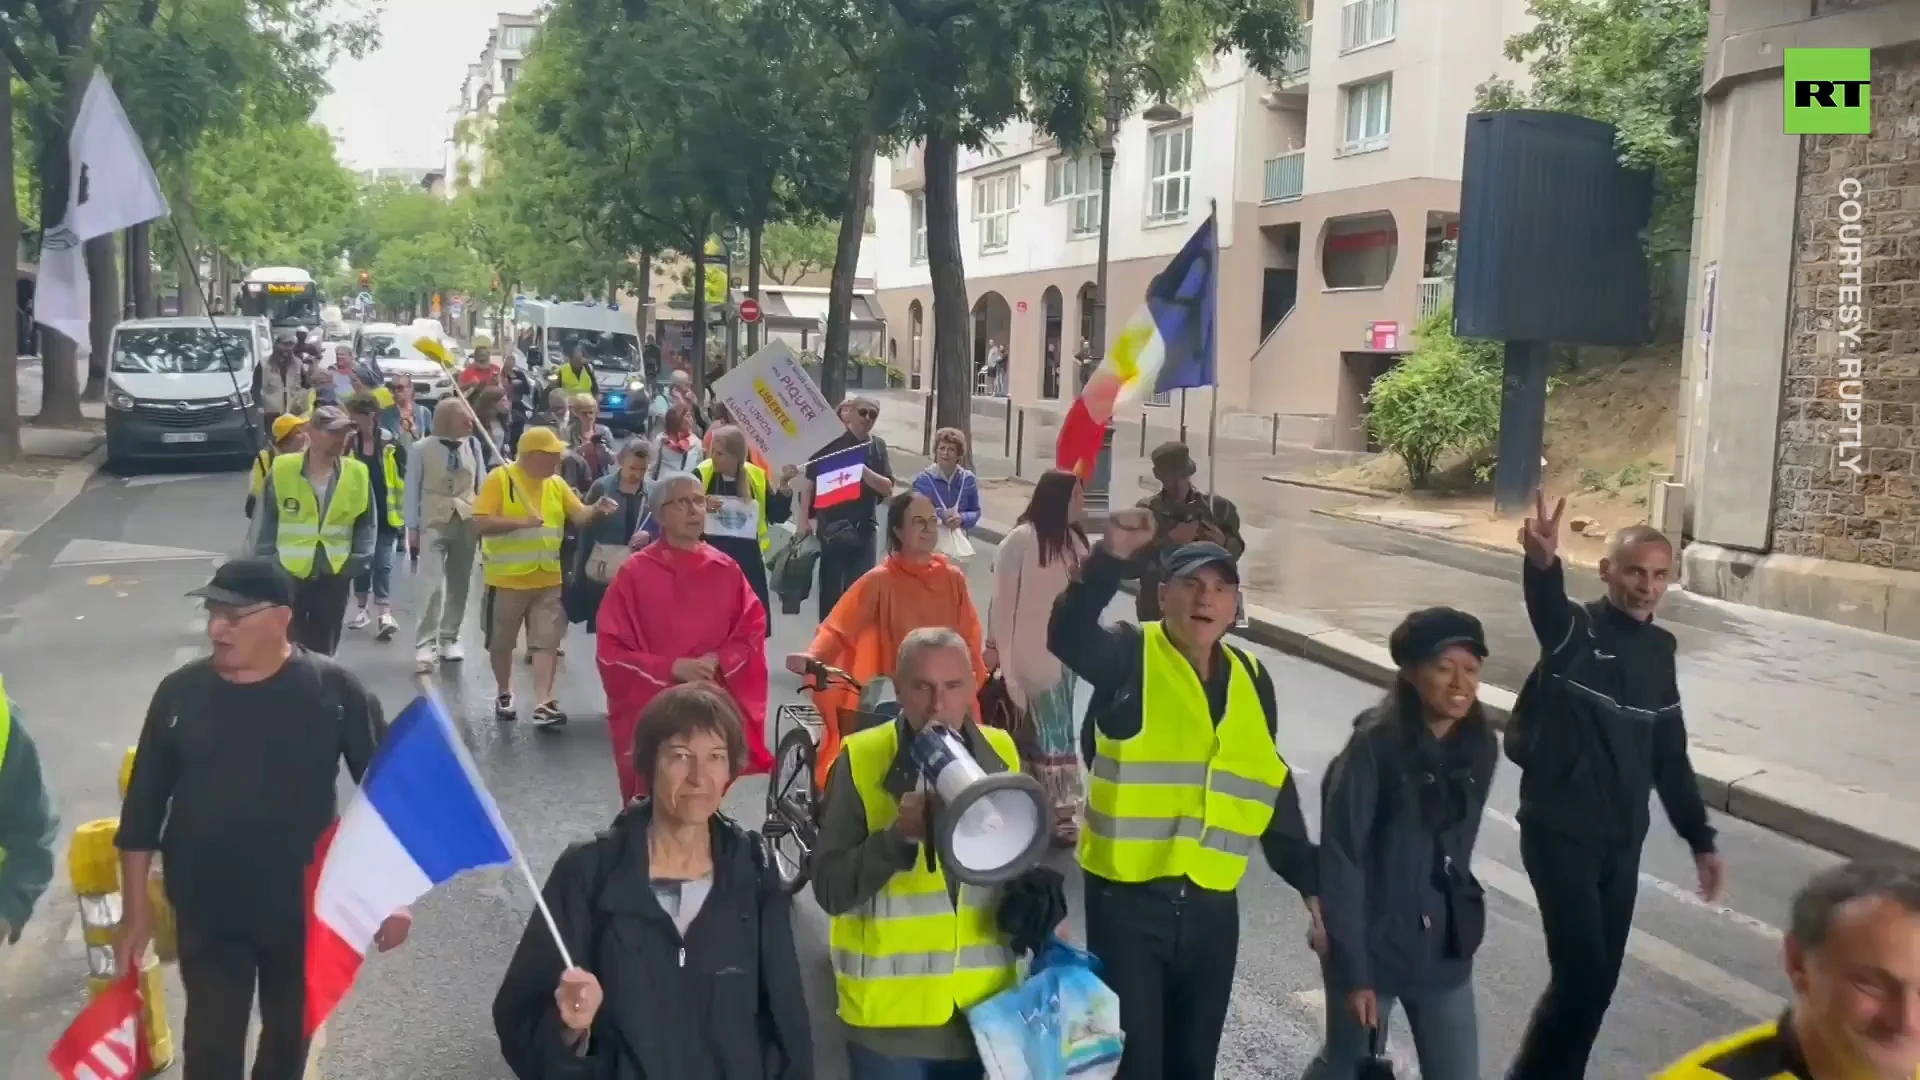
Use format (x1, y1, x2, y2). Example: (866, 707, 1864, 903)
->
(1054, 397, 1107, 481)
(48, 972, 151, 1080)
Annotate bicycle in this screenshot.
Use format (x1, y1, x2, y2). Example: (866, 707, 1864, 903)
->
(762, 659, 901, 894)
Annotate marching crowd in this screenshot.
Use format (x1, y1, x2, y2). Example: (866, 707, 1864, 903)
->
(2, 339, 1919, 1080)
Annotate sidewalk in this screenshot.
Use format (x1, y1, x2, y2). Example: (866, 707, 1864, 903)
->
(873, 402, 1920, 862)
(1, 359, 107, 560)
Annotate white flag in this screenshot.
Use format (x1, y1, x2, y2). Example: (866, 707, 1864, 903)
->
(35, 70, 169, 352)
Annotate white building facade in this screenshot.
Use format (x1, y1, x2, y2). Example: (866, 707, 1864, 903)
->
(444, 12, 540, 195)
(869, 0, 1531, 448)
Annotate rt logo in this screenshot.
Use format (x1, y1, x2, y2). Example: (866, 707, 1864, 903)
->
(1785, 48, 1871, 135)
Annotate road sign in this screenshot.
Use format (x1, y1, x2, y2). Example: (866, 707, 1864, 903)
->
(356, 292, 373, 307)
(738, 297, 761, 323)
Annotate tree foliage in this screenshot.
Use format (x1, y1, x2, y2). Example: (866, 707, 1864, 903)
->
(1365, 304, 1504, 490)
(1473, 0, 1708, 255)
(190, 112, 358, 269)
(759, 219, 839, 284)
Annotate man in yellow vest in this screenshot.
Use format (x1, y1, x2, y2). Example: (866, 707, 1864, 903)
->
(1653, 861, 1920, 1080)
(554, 345, 596, 405)
(475, 426, 619, 728)
(252, 405, 376, 656)
(812, 627, 1026, 1079)
(0, 676, 58, 946)
(1048, 511, 1320, 1080)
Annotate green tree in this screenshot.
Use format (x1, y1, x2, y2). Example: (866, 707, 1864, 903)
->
(370, 232, 484, 314)
(1365, 304, 1504, 490)
(189, 114, 358, 275)
(1473, 0, 1708, 257)
(759, 218, 839, 285)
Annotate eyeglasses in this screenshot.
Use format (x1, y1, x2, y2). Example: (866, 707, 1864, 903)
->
(855, 408, 877, 420)
(205, 601, 274, 625)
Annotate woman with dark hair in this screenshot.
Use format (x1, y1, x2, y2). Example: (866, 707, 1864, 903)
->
(1306, 607, 1498, 1080)
(569, 438, 652, 632)
(649, 402, 704, 479)
(784, 489, 986, 784)
(493, 683, 814, 1080)
(987, 469, 1090, 844)
(470, 385, 512, 470)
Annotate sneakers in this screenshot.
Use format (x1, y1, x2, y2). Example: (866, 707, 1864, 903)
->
(413, 644, 438, 675)
(347, 607, 372, 631)
(440, 640, 465, 663)
(532, 700, 568, 730)
(494, 694, 516, 722)
(375, 614, 398, 642)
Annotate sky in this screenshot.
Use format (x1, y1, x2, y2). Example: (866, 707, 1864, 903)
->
(312, 0, 539, 171)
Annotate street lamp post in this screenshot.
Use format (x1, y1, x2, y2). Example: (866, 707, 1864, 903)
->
(1082, 68, 1181, 515)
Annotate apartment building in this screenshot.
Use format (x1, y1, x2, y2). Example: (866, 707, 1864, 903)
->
(444, 12, 540, 194)
(869, 0, 1530, 449)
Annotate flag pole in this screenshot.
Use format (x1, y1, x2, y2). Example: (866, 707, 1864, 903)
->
(1206, 200, 1221, 501)
(165, 219, 263, 456)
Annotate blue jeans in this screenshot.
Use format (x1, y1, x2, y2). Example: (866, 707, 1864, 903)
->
(846, 1044, 984, 1080)
(353, 532, 396, 604)
(1303, 979, 1480, 1080)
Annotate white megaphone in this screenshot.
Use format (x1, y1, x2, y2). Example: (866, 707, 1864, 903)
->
(907, 724, 1050, 887)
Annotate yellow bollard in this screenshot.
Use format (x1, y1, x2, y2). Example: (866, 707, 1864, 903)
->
(119, 747, 177, 964)
(69, 819, 177, 1074)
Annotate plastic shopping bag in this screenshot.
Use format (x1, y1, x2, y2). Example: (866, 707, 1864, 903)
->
(968, 937, 1125, 1080)
(936, 525, 976, 561)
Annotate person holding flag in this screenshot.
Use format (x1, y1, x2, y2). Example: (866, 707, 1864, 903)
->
(796, 396, 895, 619)
(1055, 208, 1220, 489)
(114, 557, 402, 1079)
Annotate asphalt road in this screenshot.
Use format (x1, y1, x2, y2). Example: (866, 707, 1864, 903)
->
(0, 466, 1841, 1079)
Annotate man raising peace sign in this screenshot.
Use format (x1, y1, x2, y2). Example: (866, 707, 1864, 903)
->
(1503, 492, 1726, 1080)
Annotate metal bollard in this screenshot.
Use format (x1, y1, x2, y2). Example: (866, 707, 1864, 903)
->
(1014, 410, 1025, 479)
(1138, 412, 1148, 457)
(1272, 413, 1280, 455)
(71, 819, 177, 1073)
(921, 391, 935, 456)
(119, 748, 176, 965)
(1003, 397, 1013, 458)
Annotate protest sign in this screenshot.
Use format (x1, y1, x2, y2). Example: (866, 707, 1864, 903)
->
(710, 341, 843, 472)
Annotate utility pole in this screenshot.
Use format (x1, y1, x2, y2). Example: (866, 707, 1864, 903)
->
(0, 50, 20, 463)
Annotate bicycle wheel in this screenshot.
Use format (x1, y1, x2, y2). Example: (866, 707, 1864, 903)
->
(764, 725, 820, 894)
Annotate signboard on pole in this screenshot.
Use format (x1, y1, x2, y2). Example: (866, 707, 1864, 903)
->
(711, 340, 842, 472)
(738, 297, 761, 323)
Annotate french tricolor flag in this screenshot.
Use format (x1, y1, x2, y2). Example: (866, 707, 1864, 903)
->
(303, 695, 515, 1035)
(811, 442, 869, 511)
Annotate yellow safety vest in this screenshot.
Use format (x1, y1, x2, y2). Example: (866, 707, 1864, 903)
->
(250, 447, 276, 499)
(0, 678, 12, 877)
(372, 442, 404, 530)
(557, 364, 594, 396)
(1078, 623, 1287, 891)
(828, 722, 1021, 1030)
(694, 459, 770, 553)
(480, 466, 566, 582)
(270, 452, 372, 578)
(1653, 1014, 1913, 1079)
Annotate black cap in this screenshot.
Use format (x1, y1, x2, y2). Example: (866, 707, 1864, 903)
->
(1388, 607, 1489, 668)
(1150, 442, 1196, 477)
(188, 556, 295, 608)
(1164, 542, 1238, 584)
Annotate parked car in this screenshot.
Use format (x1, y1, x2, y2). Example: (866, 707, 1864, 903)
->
(104, 316, 265, 471)
(354, 321, 456, 402)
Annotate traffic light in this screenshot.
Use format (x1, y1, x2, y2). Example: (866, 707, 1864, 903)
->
(358, 271, 369, 285)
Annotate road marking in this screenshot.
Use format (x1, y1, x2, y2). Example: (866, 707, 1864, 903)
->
(52, 538, 224, 567)
(122, 473, 223, 488)
(1473, 858, 1785, 1018)
(1480, 807, 1785, 941)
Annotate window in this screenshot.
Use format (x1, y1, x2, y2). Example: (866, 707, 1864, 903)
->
(501, 61, 520, 91)
(501, 25, 535, 51)
(1047, 156, 1103, 238)
(1147, 125, 1193, 223)
(1340, 0, 1395, 52)
(972, 169, 1020, 254)
(909, 195, 927, 263)
(1341, 78, 1392, 153)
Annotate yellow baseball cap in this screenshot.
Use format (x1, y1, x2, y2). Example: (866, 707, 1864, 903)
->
(516, 426, 569, 457)
(271, 413, 308, 442)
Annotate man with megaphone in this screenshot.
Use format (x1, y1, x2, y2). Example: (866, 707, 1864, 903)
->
(1049, 509, 1321, 1080)
(812, 626, 1056, 1080)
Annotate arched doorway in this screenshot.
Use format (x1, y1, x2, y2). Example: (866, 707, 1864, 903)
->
(908, 300, 924, 390)
(971, 292, 1012, 396)
(1041, 286, 1064, 400)
(1073, 282, 1097, 393)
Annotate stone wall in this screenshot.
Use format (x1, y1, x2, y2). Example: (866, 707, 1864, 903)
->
(1773, 43, 1920, 569)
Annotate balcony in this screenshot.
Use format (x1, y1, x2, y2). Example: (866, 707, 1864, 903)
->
(1263, 150, 1305, 203)
(1418, 276, 1451, 323)
(890, 143, 925, 191)
(1281, 22, 1311, 82)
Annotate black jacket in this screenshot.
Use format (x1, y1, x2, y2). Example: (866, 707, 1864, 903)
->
(1319, 698, 1496, 999)
(492, 802, 814, 1080)
(1509, 558, 1716, 853)
(1047, 547, 1317, 899)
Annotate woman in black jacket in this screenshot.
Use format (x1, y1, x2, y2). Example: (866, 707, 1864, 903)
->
(1304, 607, 1498, 1080)
(493, 684, 814, 1079)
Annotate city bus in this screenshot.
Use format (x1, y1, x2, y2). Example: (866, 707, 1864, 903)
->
(237, 266, 323, 332)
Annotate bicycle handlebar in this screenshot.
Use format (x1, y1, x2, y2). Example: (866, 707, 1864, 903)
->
(801, 659, 862, 694)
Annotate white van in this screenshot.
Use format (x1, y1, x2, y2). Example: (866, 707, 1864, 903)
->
(354, 321, 456, 402)
(104, 316, 266, 471)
